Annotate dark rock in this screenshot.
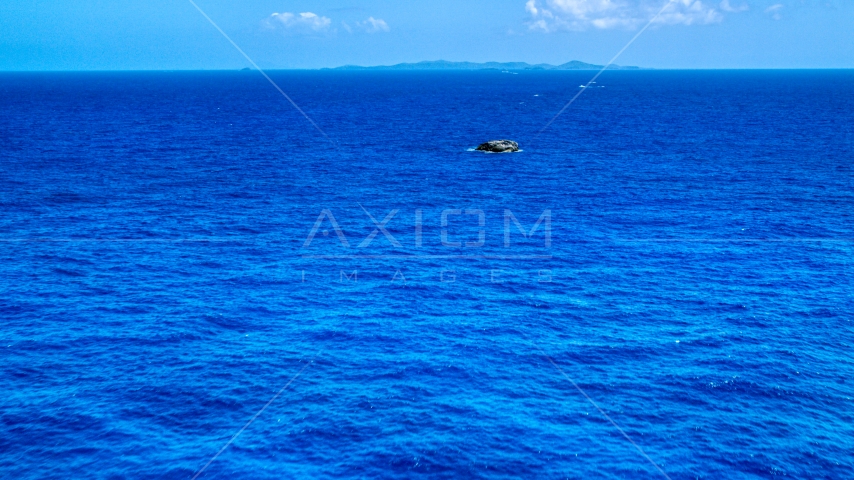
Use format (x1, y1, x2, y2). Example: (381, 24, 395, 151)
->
(475, 140, 519, 153)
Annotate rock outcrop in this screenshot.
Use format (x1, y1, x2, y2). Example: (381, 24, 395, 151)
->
(475, 140, 519, 153)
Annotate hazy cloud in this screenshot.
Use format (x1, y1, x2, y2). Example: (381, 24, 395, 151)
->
(356, 17, 390, 33)
(525, 0, 737, 31)
(719, 0, 749, 12)
(267, 12, 388, 35)
(765, 3, 783, 20)
(267, 12, 332, 33)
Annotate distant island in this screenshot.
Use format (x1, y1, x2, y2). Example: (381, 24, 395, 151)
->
(323, 60, 641, 71)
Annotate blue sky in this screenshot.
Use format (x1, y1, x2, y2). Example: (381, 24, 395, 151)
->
(1, 0, 852, 70)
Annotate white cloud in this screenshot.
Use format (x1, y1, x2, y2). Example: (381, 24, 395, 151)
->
(525, 0, 542, 16)
(266, 12, 389, 35)
(719, 0, 748, 12)
(267, 12, 332, 33)
(356, 17, 390, 33)
(525, 0, 740, 31)
(764, 3, 783, 20)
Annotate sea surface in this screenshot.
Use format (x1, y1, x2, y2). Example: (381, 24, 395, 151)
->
(1, 70, 853, 479)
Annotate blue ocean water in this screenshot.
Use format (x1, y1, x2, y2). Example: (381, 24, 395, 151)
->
(1, 69, 853, 479)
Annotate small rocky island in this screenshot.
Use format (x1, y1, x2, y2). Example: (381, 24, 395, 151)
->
(476, 140, 520, 153)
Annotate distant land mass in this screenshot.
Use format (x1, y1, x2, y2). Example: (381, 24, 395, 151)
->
(324, 60, 641, 71)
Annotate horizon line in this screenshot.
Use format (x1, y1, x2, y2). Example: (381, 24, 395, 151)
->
(1, 67, 852, 73)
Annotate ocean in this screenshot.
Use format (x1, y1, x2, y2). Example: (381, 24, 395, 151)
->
(1, 69, 852, 479)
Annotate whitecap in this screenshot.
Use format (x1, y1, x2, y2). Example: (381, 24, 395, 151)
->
(470, 149, 524, 153)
